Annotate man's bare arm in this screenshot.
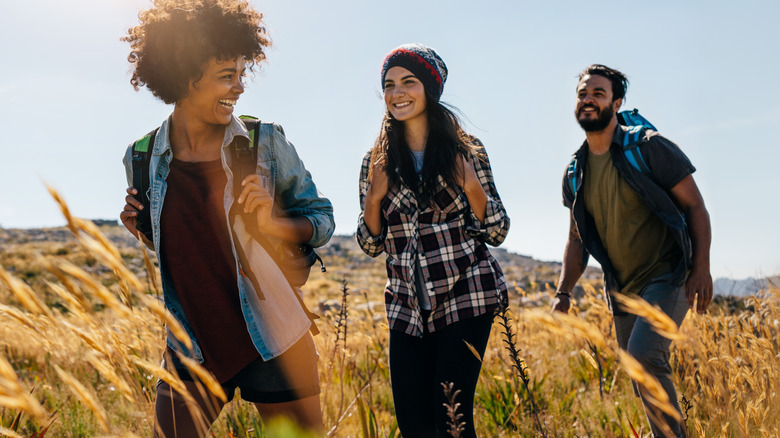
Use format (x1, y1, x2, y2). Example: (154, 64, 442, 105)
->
(669, 174, 712, 313)
(552, 213, 589, 313)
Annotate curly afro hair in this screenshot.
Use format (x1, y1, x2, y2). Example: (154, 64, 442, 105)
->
(122, 0, 271, 104)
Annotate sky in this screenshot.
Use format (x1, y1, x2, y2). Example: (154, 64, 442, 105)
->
(1, 0, 778, 280)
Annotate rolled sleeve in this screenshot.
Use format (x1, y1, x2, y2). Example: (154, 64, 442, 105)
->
(356, 151, 386, 257)
(122, 144, 134, 187)
(642, 131, 696, 192)
(465, 141, 510, 247)
(271, 124, 335, 248)
(356, 215, 385, 257)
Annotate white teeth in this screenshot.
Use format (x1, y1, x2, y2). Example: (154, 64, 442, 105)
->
(394, 102, 411, 108)
(219, 99, 236, 107)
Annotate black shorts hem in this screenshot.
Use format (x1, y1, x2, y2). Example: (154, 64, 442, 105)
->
(240, 384, 321, 404)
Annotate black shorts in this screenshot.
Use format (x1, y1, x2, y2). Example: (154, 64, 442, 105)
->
(161, 333, 320, 404)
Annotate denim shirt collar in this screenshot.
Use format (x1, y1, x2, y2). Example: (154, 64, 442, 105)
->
(151, 113, 250, 156)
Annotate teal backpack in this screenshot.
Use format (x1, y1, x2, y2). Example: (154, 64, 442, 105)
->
(566, 108, 657, 196)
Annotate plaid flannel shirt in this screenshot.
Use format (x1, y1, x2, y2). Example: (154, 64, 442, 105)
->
(356, 137, 510, 337)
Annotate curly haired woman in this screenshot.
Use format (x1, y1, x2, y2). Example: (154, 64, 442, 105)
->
(120, 1, 333, 435)
(357, 44, 510, 437)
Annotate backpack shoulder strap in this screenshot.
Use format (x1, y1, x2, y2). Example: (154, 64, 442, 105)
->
(621, 126, 652, 176)
(617, 108, 655, 177)
(238, 115, 261, 151)
(131, 128, 159, 242)
(131, 128, 157, 191)
(231, 115, 261, 194)
(566, 154, 580, 197)
(617, 108, 657, 131)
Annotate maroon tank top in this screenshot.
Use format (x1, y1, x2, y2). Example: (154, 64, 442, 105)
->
(160, 157, 259, 383)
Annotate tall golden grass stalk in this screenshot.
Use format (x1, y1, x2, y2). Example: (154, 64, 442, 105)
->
(174, 352, 228, 403)
(617, 350, 681, 422)
(129, 357, 193, 406)
(0, 355, 47, 422)
(0, 304, 41, 335)
(42, 260, 89, 309)
(59, 320, 113, 359)
(43, 280, 92, 322)
(612, 293, 682, 340)
(0, 426, 24, 438)
(53, 365, 110, 433)
(520, 309, 610, 351)
(135, 239, 162, 298)
(53, 259, 132, 319)
(0, 267, 52, 317)
(47, 184, 145, 294)
(139, 295, 193, 351)
(85, 353, 135, 403)
(74, 227, 144, 294)
(463, 341, 483, 363)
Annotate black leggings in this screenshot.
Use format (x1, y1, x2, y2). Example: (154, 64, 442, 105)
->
(389, 312, 494, 438)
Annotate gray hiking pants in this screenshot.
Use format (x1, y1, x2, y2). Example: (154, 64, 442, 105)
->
(613, 278, 688, 438)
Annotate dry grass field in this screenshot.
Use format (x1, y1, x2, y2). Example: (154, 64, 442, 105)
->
(0, 190, 777, 437)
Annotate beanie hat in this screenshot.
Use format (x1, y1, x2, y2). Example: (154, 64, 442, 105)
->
(381, 43, 448, 101)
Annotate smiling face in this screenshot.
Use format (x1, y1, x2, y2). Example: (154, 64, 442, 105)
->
(575, 74, 622, 132)
(178, 57, 246, 126)
(383, 66, 427, 125)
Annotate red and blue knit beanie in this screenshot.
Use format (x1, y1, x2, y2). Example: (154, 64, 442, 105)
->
(381, 43, 448, 101)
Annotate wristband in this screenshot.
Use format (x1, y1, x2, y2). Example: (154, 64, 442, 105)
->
(555, 291, 572, 298)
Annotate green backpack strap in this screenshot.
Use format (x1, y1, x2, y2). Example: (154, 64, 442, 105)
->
(232, 115, 261, 199)
(131, 128, 158, 242)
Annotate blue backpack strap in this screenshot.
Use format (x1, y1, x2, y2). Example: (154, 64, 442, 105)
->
(622, 126, 652, 176)
(131, 128, 158, 242)
(618, 108, 655, 177)
(617, 108, 657, 131)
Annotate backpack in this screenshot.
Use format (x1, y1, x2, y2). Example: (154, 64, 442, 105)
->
(566, 108, 656, 197)
(130, 115, 325, 287)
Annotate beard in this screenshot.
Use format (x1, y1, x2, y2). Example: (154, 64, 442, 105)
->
(576, 103, 614, 132)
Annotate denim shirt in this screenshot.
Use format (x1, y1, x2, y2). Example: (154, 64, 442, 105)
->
(123, 114, 335, 361)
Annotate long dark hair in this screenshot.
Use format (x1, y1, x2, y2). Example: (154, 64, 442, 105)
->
(370, 92, 482, 205)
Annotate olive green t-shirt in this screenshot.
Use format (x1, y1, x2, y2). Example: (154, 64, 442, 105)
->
(583, 150, 681, 295)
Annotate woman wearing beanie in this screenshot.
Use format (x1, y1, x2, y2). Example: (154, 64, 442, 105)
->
(356, 43, 510, 437)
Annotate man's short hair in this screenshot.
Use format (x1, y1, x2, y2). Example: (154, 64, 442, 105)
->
(578, 64, 629, 101)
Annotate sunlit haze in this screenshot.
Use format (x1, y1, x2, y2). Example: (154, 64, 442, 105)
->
(1, 0, 778, 280)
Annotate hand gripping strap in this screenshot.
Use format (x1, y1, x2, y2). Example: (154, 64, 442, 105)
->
(131, 128, 158, 242)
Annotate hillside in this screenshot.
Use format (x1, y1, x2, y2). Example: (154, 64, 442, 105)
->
(2, 224, 774, 298)
(0, 224, 605, 297)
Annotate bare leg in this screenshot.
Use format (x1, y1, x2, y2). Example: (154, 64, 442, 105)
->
(154, 380, 226, 438)
(255, 395, 323, 435)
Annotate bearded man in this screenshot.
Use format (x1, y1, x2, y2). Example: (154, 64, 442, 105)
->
(552, 64, 712, 438)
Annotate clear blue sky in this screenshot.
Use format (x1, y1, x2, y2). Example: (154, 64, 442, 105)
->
(1, 0, 778, 280)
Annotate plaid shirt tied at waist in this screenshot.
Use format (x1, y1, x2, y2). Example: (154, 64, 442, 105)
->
(356, 138, 510, 337)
